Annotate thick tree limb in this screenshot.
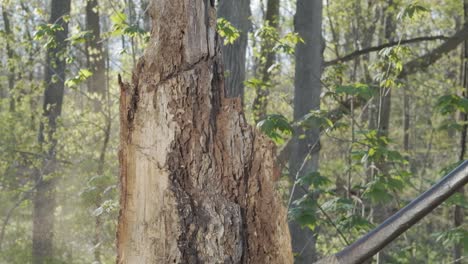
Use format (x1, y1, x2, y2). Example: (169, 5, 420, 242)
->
(314, 160, 468, 264)
(324, 35, 448, 67)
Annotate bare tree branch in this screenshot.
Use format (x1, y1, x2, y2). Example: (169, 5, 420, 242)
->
(401, 26, 468, 77)
(279, 26, 468, 166)
(324, 35, 448, 67)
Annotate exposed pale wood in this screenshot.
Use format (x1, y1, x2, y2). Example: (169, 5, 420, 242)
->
(116, 1, 292, 263)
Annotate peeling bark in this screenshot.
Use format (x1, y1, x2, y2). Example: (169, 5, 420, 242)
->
(116, 1, 292, 263)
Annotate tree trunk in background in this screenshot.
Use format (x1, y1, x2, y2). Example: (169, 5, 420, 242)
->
(116, 1, 292, 263)
(2, 5, 15, 111)
(86, 1, 108, 262)
(289, 0, 323, 263)
(252, 0, 279, 122)
(141, 0, 151, 32)
(86, 0, 106, 97)
(403, 83, 410, 152)
(373, 1, 396, 263)
(33, 0, 71, 263)
(217, 0, 251, 99)
(454, 1, 467, 262)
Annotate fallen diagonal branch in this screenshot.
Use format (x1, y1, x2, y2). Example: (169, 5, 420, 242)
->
(315, 160, 468, 264)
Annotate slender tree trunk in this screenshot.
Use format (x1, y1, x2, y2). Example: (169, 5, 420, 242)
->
(454, 2, 467, 262)
(32, 0, 71, 263)
(403, 84, 410, 151)
(2, 4, 15, 111)
(141, 0, 151, 32)
(288, 0, 323, 263)
(252, 0, 279, 122)
(217, 0, 251, 99)
(86, 0, 106, 97)
(374, 2, 396, 263)
(126, 0, 137, 68)
(86, 1, 109, 262)
(116, 1, 292, 263)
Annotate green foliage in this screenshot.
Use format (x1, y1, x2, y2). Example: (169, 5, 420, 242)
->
(257, 114, 293, 144)
(244, 77, 272, 92)
(436, 94, 468, 115)
(65, 69, 93, 88)
(334, 83, 374, 100)
(337, 215, 374, 233)
(433, 228, 468, 251)
(254, 23, 303, 55)
(299, 110, 334, 131)
(289, 193, 318, 230)
(296, 171, 332, 189)
(34, 23, 64, 48)
(351, 130, 408, 164)
(109, 11, 149, 41)
(66, 29, 93, 45)
(1, 0, 466, 263)
(274, 32, 303, 55)
(216, 18, 240, 45)
(397, 2, 430, 20)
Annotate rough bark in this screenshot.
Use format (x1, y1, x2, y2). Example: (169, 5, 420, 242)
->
(288, 0, 323, 263)
(217, 0, 251, 99)
(33, 0, 71, 263)
(116, 1, 292, 263)
(86, 0, 106, 97)
(252, 0, 280, 122)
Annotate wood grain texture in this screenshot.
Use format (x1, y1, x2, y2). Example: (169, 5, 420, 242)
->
(117, 1, 292, 263)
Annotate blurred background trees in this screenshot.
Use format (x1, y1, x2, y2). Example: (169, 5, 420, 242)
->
(0, 0, 466, 263)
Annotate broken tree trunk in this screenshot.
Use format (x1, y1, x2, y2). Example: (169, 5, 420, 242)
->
(116, 1, 292, 263)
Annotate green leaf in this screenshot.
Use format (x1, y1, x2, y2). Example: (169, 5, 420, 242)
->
(110, 11, 127, 25)
(436, 94, 468, 115)
(65, 69, 93, 88)
(362, 179, 392, 203)
(300, 110, 335, 130)
(123, 25, 146, 37)
(289, 194, 318, 229)
(337, 215, 374, 233)
(296, 171, 331, 188)
(216, 18, 240, 45)
(397, 2, 430, 20)
(66, 30, 93, 45)
(335, 83, 374, 100)
(321, 197, 354, 213)
(257, 114, 293, 144)
(433, 228, 468, 250)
